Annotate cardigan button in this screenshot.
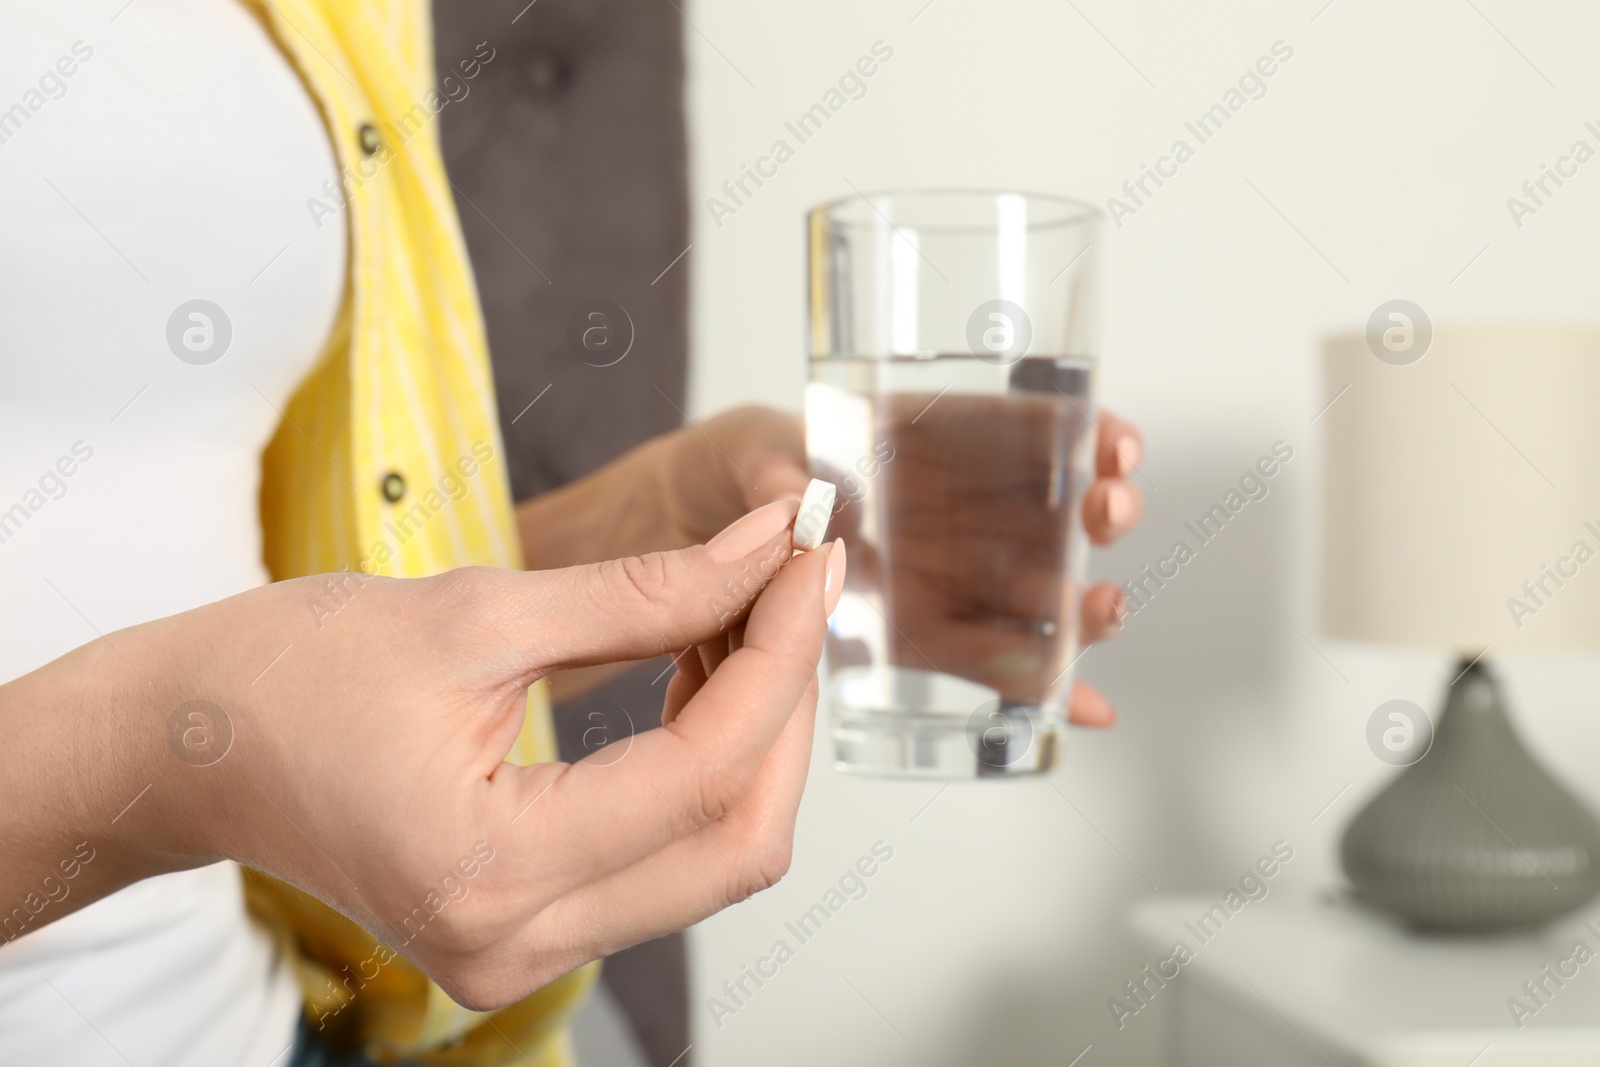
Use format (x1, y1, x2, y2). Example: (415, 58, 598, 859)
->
(357, 122, 382, 156)
(380, 472, 406, 503)
(523, 51, 570, 98)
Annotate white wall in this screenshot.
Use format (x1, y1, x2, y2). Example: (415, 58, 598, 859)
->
(680, 2, 1600, 1063)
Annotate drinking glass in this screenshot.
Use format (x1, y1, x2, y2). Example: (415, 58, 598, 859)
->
(804, 190, 1102, 778)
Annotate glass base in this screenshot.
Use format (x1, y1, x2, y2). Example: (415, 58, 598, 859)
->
(832, 705, 1065, 779)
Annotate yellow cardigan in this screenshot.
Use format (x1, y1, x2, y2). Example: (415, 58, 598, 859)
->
(237, 0, 596, 1061)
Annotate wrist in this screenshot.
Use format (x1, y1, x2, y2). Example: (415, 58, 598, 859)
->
(0, 632, 189, 927)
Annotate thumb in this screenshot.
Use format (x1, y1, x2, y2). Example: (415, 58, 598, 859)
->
(498, 498, 802, 670)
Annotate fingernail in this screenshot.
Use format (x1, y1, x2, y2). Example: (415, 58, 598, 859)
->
(1073, 688, 1118, 728)
(707, 499, 800, 563)
(1115, 436, 1142, 476)
(1104, 483, 1134, 528)
(1108, 588, 1127, 631)
(822, 538, 846, 617)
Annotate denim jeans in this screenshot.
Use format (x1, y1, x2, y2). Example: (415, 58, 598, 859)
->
(287, 1015, 428, 1067)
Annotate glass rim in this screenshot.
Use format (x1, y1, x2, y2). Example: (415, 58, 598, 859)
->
(808, 188, 1103, 234)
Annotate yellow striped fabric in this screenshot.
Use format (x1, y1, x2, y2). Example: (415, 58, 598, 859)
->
(234, 0, 597, 1062)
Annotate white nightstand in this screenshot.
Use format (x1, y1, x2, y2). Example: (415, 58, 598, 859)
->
(1126, 894, 1600, 1067)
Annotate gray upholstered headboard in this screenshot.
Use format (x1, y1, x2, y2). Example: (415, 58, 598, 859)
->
(435, 0, 689, 501)
(435, 2, 691, 1062)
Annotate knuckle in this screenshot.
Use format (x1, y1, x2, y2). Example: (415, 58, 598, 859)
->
(436, 564, 492, 596)
(748, 835, 794, 892)
(433, 964, 502, 1013)
(692, 755, 754, 826)
(728, 402, 776, 425)
(602, 552, 678, 613)
(388, 894, 485, 958)
(424, 566, 488, 617)
(424, 900, 488, 950)
(722, 834, 793, 904)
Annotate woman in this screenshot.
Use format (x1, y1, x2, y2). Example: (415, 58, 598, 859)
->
(0, 1, 1144, 1064)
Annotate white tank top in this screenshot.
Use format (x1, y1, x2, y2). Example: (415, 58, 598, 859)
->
(0, 0, 346, 1062)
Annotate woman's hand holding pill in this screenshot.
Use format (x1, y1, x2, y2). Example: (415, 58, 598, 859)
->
(0, 498, 841, 1011)
(631, 403, 1143, 727)
(510, 390, 1142, 727)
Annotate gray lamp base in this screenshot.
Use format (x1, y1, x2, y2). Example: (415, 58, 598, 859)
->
(1341, 658, 1600, 931)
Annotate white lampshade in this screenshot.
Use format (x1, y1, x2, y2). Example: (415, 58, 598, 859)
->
(1321, 326, 1600, 651)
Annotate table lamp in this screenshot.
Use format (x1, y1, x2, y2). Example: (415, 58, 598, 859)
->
(1320, 325, 1600, 930)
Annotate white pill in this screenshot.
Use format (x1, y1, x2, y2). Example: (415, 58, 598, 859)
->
(792, 478, 837, 551)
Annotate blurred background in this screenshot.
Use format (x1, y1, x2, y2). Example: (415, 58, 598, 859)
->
(444, 0, 1600, 1062)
